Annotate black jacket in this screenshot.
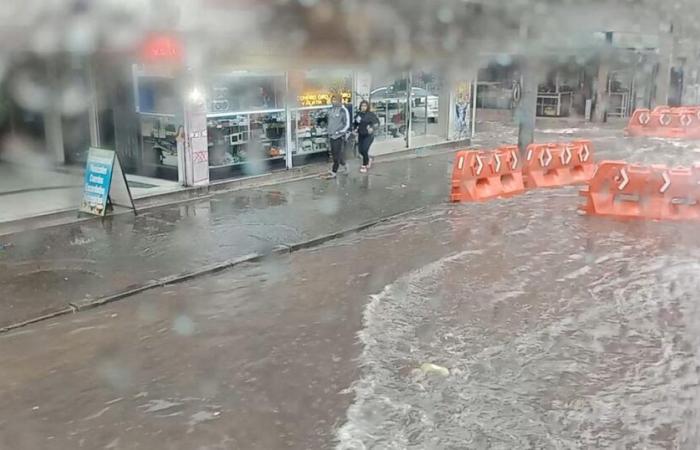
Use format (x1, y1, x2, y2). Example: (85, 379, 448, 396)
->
(354, 111, 380, 136)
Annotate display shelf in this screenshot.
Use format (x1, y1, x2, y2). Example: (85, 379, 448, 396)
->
(207, 110, 286, 169)
(293, 149, 328, 156)
(536, 91, 573, 117)
(209, 155, 285, 169)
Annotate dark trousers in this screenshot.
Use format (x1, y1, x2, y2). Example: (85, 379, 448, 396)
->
(357, 134, 374, 166)
(330, 137, 345, 173)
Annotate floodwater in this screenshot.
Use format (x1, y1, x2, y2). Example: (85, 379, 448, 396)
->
(335, 126, 700, 449)
(336, 194, 700, 449)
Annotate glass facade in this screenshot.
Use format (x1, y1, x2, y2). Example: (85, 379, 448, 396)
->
(206, 72, 287, 180)
(370, 75, 409, 142)
(134, 74, 180, 180)
(291, 70, 353, 167)
(114, 67, 468, 187)
(411, 71, 441, 138)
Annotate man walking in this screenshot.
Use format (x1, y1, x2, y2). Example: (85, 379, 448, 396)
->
(325, 94, 350, 178)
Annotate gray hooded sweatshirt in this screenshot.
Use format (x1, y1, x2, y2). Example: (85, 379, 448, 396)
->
(327, 104, 350, 140)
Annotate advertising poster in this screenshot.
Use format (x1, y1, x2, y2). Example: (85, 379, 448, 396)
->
(79, 148, 116, 216)
(79, 148, 136, 217)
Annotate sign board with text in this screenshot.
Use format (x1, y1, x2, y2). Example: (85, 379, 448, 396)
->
(79, 148, 136, 216)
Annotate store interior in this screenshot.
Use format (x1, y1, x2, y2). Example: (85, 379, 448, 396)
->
(476, 53, 662, 119)
(205, 72, 287, 180)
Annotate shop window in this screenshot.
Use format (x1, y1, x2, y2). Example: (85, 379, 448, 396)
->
(291, 70, 352, 166)
(205, 73, 287, 180)
(208, 73, 285, 114)
(133, 74, 180, 181)
(411, 71, 440, 138)
(137, 76, 178, 114)
(370, 77, 408, 141)
(207, 111, 286, 179)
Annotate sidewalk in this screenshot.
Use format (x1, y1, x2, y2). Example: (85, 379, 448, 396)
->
(0, 162, 182, 228)
(0, 149, 456, 330)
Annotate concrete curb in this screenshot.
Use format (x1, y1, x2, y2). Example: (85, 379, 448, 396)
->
(0, 206, 427, 334)
(0, 307, 77, 334)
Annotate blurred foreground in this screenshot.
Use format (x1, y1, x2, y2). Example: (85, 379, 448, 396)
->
(2, 121, 700, 448)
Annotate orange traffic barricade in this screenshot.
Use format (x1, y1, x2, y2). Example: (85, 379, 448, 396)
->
(450, 146, 524, 202)
(580, 161, 700, 221)
(626, 106, 700, 139)
(523, 140, 595, 189)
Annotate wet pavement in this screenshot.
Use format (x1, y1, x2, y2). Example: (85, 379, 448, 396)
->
(2, 121, 700, 449)
(0, 151, 452, 329)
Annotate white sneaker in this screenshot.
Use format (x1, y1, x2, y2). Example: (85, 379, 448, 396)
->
(360, 166, 367, 173)
(323, 171, 337, 179)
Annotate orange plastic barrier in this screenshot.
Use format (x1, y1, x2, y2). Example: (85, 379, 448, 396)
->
(626, 106, 700, 139)
(580, 161, 700, 221)
(523, 140, 595, 188)
(450, 146, 525, 202)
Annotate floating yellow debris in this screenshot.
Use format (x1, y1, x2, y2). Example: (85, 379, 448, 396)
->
(419, 363, 450, 377)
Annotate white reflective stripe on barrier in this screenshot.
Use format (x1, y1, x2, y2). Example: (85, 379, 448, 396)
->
(474, 155, 483, 176)
(660, 171, 671, 193)
(579, 144, 590, 162)
(561, 146, 572, 165)
(618, 168, 629, 190)
(539, 148, 552, 168)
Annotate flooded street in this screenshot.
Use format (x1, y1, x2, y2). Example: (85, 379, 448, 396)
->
(338, 197, 700, 449)
(2, 0, 700, 447)
(2, 124, 700, 449)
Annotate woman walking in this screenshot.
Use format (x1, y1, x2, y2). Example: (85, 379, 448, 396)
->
(353, 100, 380, 173)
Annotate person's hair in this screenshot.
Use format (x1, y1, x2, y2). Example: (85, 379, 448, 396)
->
(330, 94, 341, 103)
(359, 100, 370, 112)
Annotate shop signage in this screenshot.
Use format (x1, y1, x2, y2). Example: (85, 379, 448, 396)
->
(79, 148, 136, 216)
(298, 91, 352, 107)
(140, 34, 184, 65)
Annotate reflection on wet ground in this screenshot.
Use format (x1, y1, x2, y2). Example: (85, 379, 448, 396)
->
(0, 154, 453, 328)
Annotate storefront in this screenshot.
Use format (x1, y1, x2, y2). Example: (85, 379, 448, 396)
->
(119, 62, 472, 188)
(368, 70, 471, 154)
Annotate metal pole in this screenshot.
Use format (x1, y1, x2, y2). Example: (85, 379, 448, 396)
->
(406, 71, 412, 148)
(284, 71, 293, 170)
(424, 84, 428, 135)
(517, 61, 537, 155)
(471, 78, 478, 138)
(87, 59, 101, 148)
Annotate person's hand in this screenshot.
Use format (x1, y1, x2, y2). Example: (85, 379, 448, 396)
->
(367, 126, 374, 134)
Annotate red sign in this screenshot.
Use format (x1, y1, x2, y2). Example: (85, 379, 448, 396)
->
(140, 34, 184, 64)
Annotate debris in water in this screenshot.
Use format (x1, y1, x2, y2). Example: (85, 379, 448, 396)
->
(419, 363, 450, 377)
